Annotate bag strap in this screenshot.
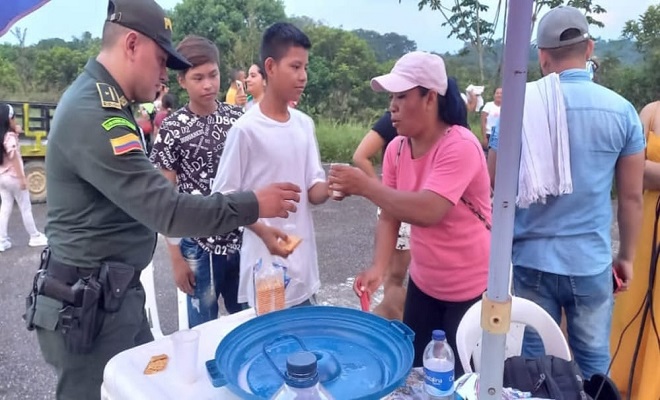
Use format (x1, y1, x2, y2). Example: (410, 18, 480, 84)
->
(395, 137, 491, 231)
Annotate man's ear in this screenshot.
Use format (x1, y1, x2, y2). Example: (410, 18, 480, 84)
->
(124, 31, 140, 60)
(263, 57, 276, 78)
(177, 73, 186, 89)
(586, 39, 595, 60)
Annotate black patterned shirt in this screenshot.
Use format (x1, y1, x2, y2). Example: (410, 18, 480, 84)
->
(150, 100, 244, 255)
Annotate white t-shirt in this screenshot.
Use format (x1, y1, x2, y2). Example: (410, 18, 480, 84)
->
(211, 105, 325, 308)
(481, 101, 501, 136)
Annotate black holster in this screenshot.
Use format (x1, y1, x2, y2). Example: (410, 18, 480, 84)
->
(99, 261, 137, 313)
(24, 249, 140, 354)
(59, 276, 103, 354)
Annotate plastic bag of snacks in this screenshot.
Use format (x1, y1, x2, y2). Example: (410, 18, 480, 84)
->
(253, 259, 286, 316)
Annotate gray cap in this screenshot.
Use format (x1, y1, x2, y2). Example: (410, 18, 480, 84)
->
(106, 0, 191, 70)
(536, 6, 589, 49)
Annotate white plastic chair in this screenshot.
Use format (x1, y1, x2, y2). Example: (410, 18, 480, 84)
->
(176, 288, 189, 330)
(455, 295, 571, 373)
(139, 262, 164, 338)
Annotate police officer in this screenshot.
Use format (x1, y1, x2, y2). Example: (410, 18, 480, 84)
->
(30, 0, 300, 398)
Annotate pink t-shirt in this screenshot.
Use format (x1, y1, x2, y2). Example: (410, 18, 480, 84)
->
(0, 131, 22, 178)
(382, 125, 491, 302)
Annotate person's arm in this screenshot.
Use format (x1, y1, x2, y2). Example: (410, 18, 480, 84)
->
(158, 167, 196, 295)
(334, 139, 481, 227)
(480, 111, 489, 148)
(487, 120, 500, 188)
(466, 92, 478, 113)
(487, 149, 497, 189)
(71, 112, 260, 238)
(6, 133, 26, 187)
(643, 160, 660, 190)
(614, 110, 646, 289)
(615, 152, 644, 288)
(353, 130, 386, 179)
(306, 120, 330, 205)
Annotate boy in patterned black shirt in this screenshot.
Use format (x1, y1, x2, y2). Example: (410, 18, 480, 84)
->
(150, 35, 247, 327)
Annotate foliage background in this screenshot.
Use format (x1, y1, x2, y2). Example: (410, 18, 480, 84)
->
(1, 0, 659, 161)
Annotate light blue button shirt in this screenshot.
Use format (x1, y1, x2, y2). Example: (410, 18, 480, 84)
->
(491, 69, 644, 276)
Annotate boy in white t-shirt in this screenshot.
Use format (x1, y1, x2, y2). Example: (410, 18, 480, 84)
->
(212, 22, 329, 308)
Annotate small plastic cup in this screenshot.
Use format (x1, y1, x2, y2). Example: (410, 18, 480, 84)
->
(171, 329, 200, 384)
(330, 163, 350, 199)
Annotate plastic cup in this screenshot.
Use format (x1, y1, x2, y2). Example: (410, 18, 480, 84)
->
(330, 163, 350, 199)
(171, 329, 200, 384)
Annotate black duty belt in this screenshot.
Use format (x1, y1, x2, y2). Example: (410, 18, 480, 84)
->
(47, 258, 142, 288)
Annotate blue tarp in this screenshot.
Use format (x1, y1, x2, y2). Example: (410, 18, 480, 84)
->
(0, 0, 51, 37)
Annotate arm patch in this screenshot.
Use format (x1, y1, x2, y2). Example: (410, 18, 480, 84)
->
(110, 133, 143, 155)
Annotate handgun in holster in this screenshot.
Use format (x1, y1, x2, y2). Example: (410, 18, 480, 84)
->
(59, 276, 102, 354)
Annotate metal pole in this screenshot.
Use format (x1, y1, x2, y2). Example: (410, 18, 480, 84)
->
(478, 0, 534, 399)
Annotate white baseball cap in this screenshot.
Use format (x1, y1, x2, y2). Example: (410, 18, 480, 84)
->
(371, 51, 448, 95)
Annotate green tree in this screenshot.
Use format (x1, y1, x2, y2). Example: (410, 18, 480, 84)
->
(623, 4, 660, 53)
(300, 25, 386, 122)
(169, 0, 286, 98)
(352, 29, 417, 62)
(407, 0, 496, 83)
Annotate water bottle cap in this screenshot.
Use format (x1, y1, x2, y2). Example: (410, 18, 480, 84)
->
(432, 330, 446, 341)
(285, 351, 318, 379)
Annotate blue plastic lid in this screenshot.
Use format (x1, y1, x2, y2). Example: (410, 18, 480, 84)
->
(432, 330, 446, 341)
(206, 306, 416, 399)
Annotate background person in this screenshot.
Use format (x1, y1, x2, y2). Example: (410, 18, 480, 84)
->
(329, 51, 491, 374)
(150, 35, 246, 327)
(609, 100, 660, 400)
(225, 68, 247, 107)
(480, 87, 501, 150)
(0, 103, 47, 252)
(245, 63, 266, 110)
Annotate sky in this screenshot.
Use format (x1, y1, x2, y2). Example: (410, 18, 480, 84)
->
(0, 0, 655, 53)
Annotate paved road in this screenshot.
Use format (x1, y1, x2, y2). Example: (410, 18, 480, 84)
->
(0, 189, 620, 399)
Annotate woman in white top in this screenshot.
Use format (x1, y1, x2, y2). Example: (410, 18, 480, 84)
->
(480, 87, 502, 150)
(245, 63, 266, 111)
(0, 103, 47, 251)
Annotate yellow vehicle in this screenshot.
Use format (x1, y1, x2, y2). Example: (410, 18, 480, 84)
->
(7, 101, 56, 203)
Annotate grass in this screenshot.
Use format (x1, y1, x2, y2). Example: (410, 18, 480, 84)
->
(314, 114, 486, 164)
(315, 119, 369, 163)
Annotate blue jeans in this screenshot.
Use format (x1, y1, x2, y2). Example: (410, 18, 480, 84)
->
(513, 266, 613, 379)
(180, 238, 246, 328)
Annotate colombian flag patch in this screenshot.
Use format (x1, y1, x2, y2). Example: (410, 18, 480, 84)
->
(110, 133, 143, 155)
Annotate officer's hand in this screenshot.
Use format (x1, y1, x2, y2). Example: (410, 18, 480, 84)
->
(172, 254, 195, 296)
(255, 182, 301, 218)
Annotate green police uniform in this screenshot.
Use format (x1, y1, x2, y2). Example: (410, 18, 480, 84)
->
(32, 1, 259, 399)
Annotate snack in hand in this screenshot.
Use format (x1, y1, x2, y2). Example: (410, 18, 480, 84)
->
(144, 354, 169, 375)
(280, 235, 302, 253)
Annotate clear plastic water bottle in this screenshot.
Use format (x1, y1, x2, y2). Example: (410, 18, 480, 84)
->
(423, 330, 455, 400)
(271, 352, 335, 400)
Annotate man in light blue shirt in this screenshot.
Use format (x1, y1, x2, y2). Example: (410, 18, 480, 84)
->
(490, 6, 645, 378)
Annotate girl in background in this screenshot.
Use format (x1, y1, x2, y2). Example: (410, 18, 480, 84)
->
(0, 103, 47, 251)
(245, 63, 266, 110)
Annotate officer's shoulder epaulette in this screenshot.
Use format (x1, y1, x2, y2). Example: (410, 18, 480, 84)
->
(96, 82, 129, 110)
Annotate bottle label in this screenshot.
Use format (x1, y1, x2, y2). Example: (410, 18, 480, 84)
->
(424, 367, 454, 395)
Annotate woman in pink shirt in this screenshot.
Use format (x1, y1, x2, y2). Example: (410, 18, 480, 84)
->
(0, 103, 47, 251)
(329, 52, 491, 372)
